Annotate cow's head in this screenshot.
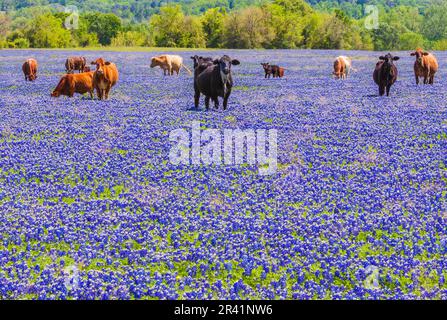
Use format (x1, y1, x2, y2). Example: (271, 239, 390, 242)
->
(91, 58, 111, 75)
(214, 55, 240, 82)
(410, 49, 429, 66)
(29, 74, 37, 81)
(191, 55, 200, 69)
(191, 56, 213, 69)
(379, 53, 399, 72)
(83, 66, 91, 73)
(261, 63, 270, 70)
(150, 57, 160, 68)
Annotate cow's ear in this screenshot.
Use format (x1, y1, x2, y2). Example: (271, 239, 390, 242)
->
(190, 56, 195, 60)
(105, 61, 111, 65)
(393, 56, 400, 61)
(422, 52, 429, 56)
(410, 52, 416, 56)
(379, 56, 385, 60)
(91, 61, 96, 65)
(231, 59, 240, 65)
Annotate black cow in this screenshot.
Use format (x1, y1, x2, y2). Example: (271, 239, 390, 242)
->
(194, 55, 240, 110)
(191, 55, 213, 69)
(192, 56, 214, 108)
(373, 53, 400, 96)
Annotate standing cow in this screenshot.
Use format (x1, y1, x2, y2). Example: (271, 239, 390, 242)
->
(373, 53, 400, 96)
(22, 58, 38, 81)
(192, 56, 214, 108)
(66, 57, 87, 74)
(91, 58, 119, 100)
(261, 63, 284, 79)
(333, 56, 351, 80)
(150, 55, 192, 76)
(195, 55, 240, 110)
(410, 49, 438, 85)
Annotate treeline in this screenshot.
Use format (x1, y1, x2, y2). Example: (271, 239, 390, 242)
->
(0, 0, 267, 21)
(1, 0, 447, 50)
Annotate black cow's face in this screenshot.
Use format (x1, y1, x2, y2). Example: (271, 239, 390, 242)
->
(191, 55, 200, 69)
(214, 55, 240, 76)
(261, 63, 270, 70)
(379, 53, 400, 68)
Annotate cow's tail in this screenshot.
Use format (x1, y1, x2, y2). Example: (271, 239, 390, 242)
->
(181, 64, 192, 75)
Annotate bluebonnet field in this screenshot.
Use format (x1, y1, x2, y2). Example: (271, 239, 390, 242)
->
(0, 49, 446, 299)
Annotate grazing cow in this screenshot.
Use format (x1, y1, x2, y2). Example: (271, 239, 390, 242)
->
(65, 56, 87, 74)
(91, 58, 119, 100)
(261, 63, 284, 78)
(195, 55, 240, 110)
(373, 53, 400, 96)
(410, 49, 438, 85)
(51, 71, 95, 99)
(83, 66, 91, 73)
(150, 55, 192, 76)
(22, 58, 38, 81)
(333, 56, 351, 79)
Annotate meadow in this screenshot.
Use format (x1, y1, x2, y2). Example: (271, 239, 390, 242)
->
(0, 49, 446, 299)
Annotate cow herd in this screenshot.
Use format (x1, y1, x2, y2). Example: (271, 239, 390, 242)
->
(333, 49, 439, 96)
(20, 49, 440, 105)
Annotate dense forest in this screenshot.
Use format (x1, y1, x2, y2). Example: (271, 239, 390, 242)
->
(1, 0, 447, 50)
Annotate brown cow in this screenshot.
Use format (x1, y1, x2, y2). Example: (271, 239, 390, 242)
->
(22, 58, 38, 81)
(51, 71, 95, 99)
(91, 58, 119, 100)
(66, 57, 87, 74)
(261, 63, 285, 78)
(410, 48, 438, 85)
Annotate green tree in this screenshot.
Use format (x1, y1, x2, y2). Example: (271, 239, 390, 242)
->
(201, 8, 226, 48)
(84, 13, 122, 46)
(26, 14, 72, 48)
(398, 32, 425, 50)
(180, 16, 206, 48)
(422, 0, 447, 41)
(149, 5, 185, 47)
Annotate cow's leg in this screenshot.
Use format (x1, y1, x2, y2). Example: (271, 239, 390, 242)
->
(379, 85, 385, 96)
(105, 85, 112, 100)
(223, 89, 232, 110)
(213, 97, 219, 109)
(89, 90, 94, 99)
(415, 74, 419, 85)
(429, 75, 434, 85)
(386, 85, 391, 96)
(194, 88, 200, 108)
(205, 96, 210, 110)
